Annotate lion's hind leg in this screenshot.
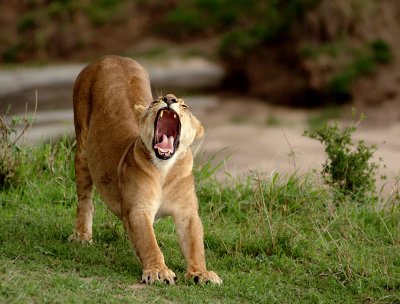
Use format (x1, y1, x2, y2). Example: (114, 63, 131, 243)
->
(68, 140, 94, 243)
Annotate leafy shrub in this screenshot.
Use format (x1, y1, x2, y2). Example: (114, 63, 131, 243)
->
(0, 114, 32, 189)
(304, 113, 379, 202)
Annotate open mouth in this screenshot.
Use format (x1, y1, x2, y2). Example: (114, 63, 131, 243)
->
(153, 107, 181, 160)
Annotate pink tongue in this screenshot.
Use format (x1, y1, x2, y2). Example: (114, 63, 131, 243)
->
(154, 134, 174, 153)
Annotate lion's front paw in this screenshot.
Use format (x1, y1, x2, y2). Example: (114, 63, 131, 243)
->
(141, 268, 177, 285)
(185, 270, 223, 285)
(67, 231, 92, 243)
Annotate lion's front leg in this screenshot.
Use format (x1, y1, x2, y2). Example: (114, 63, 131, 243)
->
(123, 210, 177, 284)
(173, 211, 223, 285)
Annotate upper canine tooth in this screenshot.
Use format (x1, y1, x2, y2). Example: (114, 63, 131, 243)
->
(160, 111, 164, 118)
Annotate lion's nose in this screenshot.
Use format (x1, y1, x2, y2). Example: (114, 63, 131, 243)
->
(162, 95, 177, 106)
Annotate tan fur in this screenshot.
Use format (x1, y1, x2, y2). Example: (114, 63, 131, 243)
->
(68, 55, 222, 285)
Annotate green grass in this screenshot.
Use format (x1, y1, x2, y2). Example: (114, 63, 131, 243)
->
(1, 138, 399, 303)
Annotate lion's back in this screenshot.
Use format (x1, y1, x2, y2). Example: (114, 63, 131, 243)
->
(73, 55, 153, 216)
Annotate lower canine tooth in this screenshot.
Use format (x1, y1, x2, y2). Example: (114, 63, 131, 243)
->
(174, 114, 176, 118)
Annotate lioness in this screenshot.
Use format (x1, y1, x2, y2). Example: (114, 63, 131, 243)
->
(69, 55, 222, 285)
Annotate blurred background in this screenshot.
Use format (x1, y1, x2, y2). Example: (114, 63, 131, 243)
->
(0, 0, 399, 188)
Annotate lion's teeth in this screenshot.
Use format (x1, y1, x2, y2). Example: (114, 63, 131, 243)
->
(174, 114, 176, 118)
(160, 111, 164, 118)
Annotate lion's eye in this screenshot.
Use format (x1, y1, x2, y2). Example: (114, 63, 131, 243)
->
(181, 104, 188, 109)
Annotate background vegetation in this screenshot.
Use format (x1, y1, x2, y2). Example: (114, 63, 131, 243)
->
(1, 0, 398, 106)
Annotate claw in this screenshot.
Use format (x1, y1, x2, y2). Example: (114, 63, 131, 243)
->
(185, 271, 222, 285)
(141, 268, 177, 285)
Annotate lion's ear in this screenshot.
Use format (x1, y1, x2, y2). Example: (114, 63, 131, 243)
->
(196, 123, 205, 139)
(133, 104, 146, 120)
(193, 116, 205, 139)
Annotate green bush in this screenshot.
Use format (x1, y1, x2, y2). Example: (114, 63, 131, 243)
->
(0, 115, 31, 189)
(304, 113, 379, 202)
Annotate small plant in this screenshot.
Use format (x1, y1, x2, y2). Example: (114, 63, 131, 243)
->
(0, 111, 33, 189)
(304, 112, 379, 202)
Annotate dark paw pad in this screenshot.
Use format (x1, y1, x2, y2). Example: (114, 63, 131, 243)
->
(194, 276, 200, 284)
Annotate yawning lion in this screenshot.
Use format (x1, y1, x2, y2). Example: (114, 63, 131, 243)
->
(68, 55, 222, 285)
